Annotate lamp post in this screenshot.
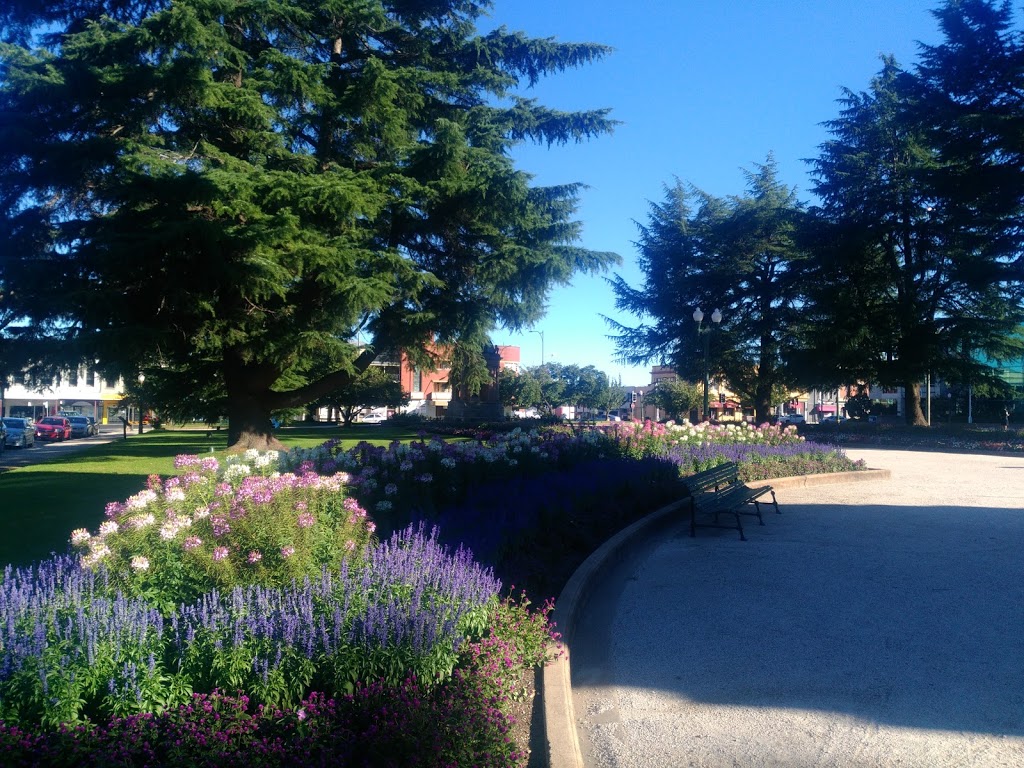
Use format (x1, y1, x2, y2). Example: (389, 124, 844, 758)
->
(530, 329, 545, 369)
(137, 374, 145, 435)
(693, 307, 722, 421)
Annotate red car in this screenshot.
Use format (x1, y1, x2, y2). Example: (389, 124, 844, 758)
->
(35, 416, 72, 441)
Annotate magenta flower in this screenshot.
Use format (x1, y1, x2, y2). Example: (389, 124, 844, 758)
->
(183, 536, 203, 551)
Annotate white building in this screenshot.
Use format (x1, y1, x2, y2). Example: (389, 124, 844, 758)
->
(1, 366, 130, 424)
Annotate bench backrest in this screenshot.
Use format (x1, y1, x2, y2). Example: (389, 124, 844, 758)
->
(682, 461, 739, 494)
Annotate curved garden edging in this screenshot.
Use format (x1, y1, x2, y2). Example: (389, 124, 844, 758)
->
(540, 466, 892, 768)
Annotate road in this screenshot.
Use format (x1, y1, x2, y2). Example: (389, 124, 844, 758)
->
(0, 424, 134, 470)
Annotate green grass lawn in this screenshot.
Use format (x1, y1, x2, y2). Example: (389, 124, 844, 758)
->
(0, 425, 415, 569)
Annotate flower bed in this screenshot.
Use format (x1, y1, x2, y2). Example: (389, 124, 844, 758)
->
(0, 424, 862, 765)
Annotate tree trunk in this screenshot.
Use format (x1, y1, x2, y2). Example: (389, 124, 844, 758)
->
(754, 383, 772, 426)
(904, 381, 928, 426)
(226, 394, 285, 451)
(223, 351, 286, 452)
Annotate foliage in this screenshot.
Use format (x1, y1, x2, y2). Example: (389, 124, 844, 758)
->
(0, 525, 501, 725)
(0, 0, 618, 449)
(68, 451, 375, 609)
(314, 366, 408, 427)
(800, 4, 1024, 424)
(647, 378, 702, 421)
(0, 677, 523, 767)
(0, 421, 864, 762)
(499, 367, 543, 411)
(599, 419, 865, 480)
(608, 156, 808, 423)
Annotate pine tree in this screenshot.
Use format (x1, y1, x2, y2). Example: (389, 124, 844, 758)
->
(806, 21, 1024, 425)
(0, 0, 617, 448)
(608, 156, 807, 424)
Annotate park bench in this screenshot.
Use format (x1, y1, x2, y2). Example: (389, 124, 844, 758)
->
(682, 461, 780, 541)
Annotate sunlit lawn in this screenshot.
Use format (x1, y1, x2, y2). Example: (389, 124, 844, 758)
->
(0, 424, 417, 569)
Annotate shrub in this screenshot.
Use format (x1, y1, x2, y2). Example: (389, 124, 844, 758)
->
(68, 451, 374, 610)
(0, 526, 501, 725)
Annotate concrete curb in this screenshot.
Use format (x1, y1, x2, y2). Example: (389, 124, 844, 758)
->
(765, 467, 891, 489)
(540, 466, 892, 768)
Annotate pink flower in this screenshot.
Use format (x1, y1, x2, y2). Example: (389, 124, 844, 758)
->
(247, 550, 262, 564)
(297, 512, 315, 528)
(212, 546, 229, 562)
(280, 546, 295, 558)
(183, 536, 203, 551)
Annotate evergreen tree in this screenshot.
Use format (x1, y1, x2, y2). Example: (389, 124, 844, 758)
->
(608, 156, 807, 423)
(0, 0, 617, 448)
(806, 35, 1024, 425)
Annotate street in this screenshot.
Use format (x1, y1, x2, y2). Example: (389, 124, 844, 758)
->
(0, 424, 130, 471)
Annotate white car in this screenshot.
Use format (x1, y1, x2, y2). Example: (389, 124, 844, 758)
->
(778, 413, 805, 425)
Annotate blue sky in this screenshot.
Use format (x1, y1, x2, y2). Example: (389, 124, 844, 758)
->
(483, 1, 941, 385)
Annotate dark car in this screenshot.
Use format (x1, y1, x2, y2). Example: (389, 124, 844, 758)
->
(36, 416, 72, 441)
(2, 417, 35, 448)
(67, 415, 93, 438)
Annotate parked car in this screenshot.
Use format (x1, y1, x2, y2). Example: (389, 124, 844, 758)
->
(778, 413, 805, 425)
(2, 417, 36, 448)
(67, 415, 93, 438)
(0, 420, 5, 454)
(36, 416, 72, 441)
(820, 414, 848, 424)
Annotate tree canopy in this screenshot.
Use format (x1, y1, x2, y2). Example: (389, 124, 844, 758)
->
(612, 2, 1024, 425)
(608, 157, 807, 423)
(802, 2, 1024, 424)
(0, 0, 618, 447)
(315, 365, 407, 427)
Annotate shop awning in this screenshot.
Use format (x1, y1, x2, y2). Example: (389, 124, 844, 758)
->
(710, 399, 742, 410)
(813, 404, 837, 413)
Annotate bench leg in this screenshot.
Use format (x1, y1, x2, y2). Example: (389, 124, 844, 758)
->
(734, 512, 747, 541)
(769, 489, 781, 514)
(751, 499, 766, 525)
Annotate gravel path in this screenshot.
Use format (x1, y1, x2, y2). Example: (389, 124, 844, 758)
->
(571, 449, 1024, 768)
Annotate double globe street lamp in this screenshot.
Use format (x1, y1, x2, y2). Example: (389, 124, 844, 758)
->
(692, 307, 722, 421)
